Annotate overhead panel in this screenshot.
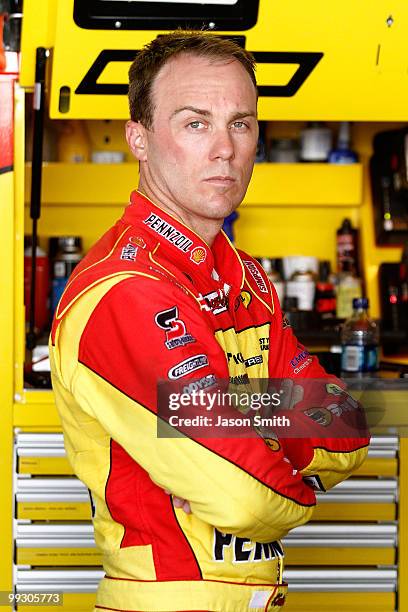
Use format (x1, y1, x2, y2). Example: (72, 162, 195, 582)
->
(19, 0, 408, 120)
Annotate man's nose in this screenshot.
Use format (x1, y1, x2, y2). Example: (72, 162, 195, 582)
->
(209, 128, 235, 161)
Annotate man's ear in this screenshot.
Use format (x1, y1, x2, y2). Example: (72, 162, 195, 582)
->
(126, 120, 148, 162)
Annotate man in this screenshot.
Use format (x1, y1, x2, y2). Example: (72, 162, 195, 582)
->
(50, 32, 369, 611)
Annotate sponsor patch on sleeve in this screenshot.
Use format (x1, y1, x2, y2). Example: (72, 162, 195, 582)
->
(198, 289, 228, 315)
(129, 235, 146, 249)
(155, 306, 195, 349)
(120, 243, 138, 261)
(168, 354, 209, 380)
(243, 260, 268, 293)
(290, 348, 312, 374)
(182, 374, 217, 394)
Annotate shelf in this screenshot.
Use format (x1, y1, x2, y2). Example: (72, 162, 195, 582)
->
(24, 162, 363, 207)
(245, 162, 363, 206)
(297, 328, 408, 346)
(14, 390, 60, 428)
(25, 162, 139, 205)
(14, 381, 408, 432)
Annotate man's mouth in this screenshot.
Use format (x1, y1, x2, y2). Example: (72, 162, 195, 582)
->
(204, 176, 235, 185)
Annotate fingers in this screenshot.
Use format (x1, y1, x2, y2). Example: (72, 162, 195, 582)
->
(164, 490, 192, 514)
(173, 496, 191, 514)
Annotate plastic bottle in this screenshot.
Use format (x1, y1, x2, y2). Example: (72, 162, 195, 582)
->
(328, 122, 358, 164)
(51, 236, 83, 313)
(336, 218, 359, 276)
(286, 269, 316, 311)
(341, 298, 379, 376)
(336, 261, 362, 319)
(300, 121, 332, 162)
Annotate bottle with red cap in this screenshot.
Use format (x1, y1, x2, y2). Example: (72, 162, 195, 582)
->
(336, 218, 359, 276)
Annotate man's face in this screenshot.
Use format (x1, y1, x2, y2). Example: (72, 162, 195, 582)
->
(130, 53, 258, 223)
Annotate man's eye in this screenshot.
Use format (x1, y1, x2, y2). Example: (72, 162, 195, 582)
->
(232, 121, 248, 129)
(188, 120, 204, 129)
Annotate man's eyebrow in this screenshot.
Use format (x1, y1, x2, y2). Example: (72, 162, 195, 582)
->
(230, 110, 257, 120)
(172, 106, 211, 118)
(171, 106, 257, 120)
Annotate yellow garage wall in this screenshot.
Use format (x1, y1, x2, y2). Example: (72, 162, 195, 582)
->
(235, 205, 360, 264)
(23, 120, 407, 323)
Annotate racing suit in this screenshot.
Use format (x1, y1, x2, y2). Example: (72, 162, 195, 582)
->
(50, 190, 369, 612)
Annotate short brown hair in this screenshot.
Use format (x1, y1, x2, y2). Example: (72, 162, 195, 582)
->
(128, 31, 257, 129)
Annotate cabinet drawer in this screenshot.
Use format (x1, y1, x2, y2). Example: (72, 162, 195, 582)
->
(18, 456, 73, 475)
(283, 523, 397, 566)
(17, 593, 96, 612)
(15, 568, 104, 592)
(16, 500, 92, 521)
(16, 478, 92, 520)
(283, 568, 397, 591)
(16, 523, 101, 566)
(283, 592, 395, 612)
(314, 479, 397, 521)
(16, 433, 72, 475)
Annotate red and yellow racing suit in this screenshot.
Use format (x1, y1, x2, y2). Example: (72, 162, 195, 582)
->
(50, 191, 369, 612)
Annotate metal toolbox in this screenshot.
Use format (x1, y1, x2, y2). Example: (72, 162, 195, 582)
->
(12, 432, 399, 612)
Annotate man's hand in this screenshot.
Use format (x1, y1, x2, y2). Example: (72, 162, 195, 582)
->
(164, 489, 191, 514)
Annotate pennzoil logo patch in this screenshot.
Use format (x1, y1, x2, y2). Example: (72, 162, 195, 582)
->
(213, 529, 284, 563)
(144, 212, 193, 253)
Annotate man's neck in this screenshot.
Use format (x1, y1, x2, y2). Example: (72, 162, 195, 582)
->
(137, 183, 223, 247)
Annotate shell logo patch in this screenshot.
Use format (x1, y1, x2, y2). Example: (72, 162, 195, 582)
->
(129, 235, 146, 249)
(190, 246, 207, 265)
